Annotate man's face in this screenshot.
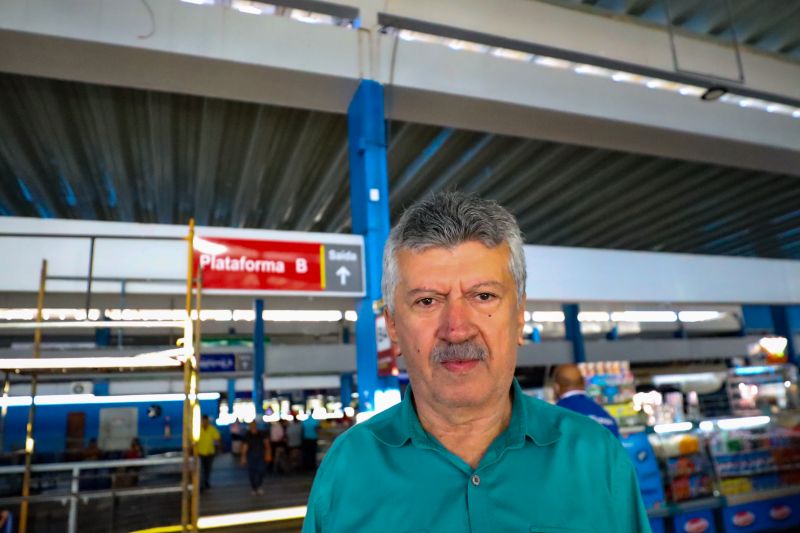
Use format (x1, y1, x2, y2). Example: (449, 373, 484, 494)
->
(386, 241, 525, 411)
(201, 418, 209, 429)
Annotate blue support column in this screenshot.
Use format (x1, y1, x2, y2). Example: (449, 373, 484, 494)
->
(227, 378, 237, 407)
(563, 304, 586, 363)
(93, 380, 109, 396)
(340, 373, 353, 408)
(771, 306, 799, 368)
(348, 79, 399, 412)
(741, 305, 774, 335)
(253, 299, 265, 416)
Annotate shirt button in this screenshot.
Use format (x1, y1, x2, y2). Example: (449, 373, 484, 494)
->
(471, 474, 480, 487)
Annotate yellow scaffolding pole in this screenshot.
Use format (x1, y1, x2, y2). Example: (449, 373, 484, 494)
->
(191, 271, 202, 531)
(181, 219, 195, 532)
(18, 260, 47, 533)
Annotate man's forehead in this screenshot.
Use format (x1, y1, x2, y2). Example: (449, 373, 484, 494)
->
(397, 240, 508, 258)
(395, 241, 512, 280)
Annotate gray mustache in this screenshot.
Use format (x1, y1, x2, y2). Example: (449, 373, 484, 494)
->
(431, 342, 487, 364)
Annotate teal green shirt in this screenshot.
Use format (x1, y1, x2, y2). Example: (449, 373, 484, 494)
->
(304, 379, 651, 533)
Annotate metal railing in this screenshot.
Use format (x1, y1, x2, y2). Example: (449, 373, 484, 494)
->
(0, 456, 184, 533)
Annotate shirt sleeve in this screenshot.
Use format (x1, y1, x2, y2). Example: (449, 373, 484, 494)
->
(611, 447, 652, 533)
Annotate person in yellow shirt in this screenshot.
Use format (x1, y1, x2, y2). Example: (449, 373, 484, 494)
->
(197, 414, 221, 491)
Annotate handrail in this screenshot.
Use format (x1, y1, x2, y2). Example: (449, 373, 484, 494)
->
(0, 484, 183, 505)
(0, 455, 186, 532)
(0, 455, 183, 475)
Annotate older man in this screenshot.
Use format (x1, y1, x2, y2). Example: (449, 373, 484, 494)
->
(303, 192, 650, 532)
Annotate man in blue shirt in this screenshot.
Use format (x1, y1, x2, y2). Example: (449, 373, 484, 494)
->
(554, 364, 621, 438)
(303, 192, 649, 532)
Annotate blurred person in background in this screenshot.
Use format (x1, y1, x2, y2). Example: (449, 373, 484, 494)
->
(83, 438, 102, 461)
(124, 437, 144, 459)
(119, 437, 145, 487)
(287, 416, 304, 472)
(230, 419, 244, 457)
(240, 421, 271, 495)
(0, 509, 11, 533)
(553, 364, 620, 438)
(270, 418, 289, 474)
(302, 411, 320, 471)
(197, 414, 221, 491)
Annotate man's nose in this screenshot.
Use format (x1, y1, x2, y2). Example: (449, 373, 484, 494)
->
(438, 298, 477, 343)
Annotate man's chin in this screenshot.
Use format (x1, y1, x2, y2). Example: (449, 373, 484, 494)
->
(433, 385, 489, 409)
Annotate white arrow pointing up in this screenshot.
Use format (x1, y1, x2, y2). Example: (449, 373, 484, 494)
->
(335, 266, 351, 285)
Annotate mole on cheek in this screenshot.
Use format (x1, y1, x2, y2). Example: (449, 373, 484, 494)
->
(487, 314, 492, 318)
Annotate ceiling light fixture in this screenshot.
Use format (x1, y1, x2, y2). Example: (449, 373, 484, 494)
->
(701, 86, 728, 101)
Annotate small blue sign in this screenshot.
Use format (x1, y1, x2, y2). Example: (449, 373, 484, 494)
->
(200, 353, 236, 373)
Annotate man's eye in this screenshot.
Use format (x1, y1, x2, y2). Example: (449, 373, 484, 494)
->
(476, 292, 495, 302)
(416, 297, 435, 306)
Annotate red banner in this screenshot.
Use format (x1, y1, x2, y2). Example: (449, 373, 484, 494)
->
(194, 237, 324, 292)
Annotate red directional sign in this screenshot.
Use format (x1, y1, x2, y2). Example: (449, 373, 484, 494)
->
(194, 237, 324, 292)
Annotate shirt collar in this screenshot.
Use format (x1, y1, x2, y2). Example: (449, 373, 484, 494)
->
(368, 377, 561, 448)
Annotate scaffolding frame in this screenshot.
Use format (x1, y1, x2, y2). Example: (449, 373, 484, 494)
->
(0, 221, 203, 533)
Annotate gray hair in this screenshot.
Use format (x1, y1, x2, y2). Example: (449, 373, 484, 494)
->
(382, 191, 526, 314)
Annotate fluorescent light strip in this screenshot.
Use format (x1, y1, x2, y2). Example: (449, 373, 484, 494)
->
(531, 311, 565, 323)
(678, 311, 722, 322)
(652, 372, 720, 387)
(1, 392, 220, 408)
(578, 312, 610, 322)
(234, 4, 262, 15)
(0, 353, 185, 371)
(653, 421, 693, 434)
(0, 309, 356, 323)
(197, 506, 307, 528)
(698, 421, 715, 432)
(734, 365, 778, 376)
(127, 505, 309, 532)
(393, 30, 800, 119)
(611, 311, 677, 323)
(0, 320, 185, 329)
(716, 416, 770, 430)
(0, 308, 727, 325)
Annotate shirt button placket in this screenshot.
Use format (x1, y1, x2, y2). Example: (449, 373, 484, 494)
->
(467, 472, 488, 532)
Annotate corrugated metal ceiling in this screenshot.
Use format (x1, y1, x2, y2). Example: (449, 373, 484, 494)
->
(543, 0, 800, 62)
(1, 72, 799, 259)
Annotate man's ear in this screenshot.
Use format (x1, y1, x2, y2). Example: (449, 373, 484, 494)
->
(384, 307, 399, 344)
(517, 293, 526, 346)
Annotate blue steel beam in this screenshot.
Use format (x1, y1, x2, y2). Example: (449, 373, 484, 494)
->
(740, 305, 774, 334)
(563, 304, 586, 363)
(348, 80, 399, 412)
(253, 299, 265, 416)
(424, 134, 495, 197)
(340, 373, 353, 409)
(227, 379, 236, 408)
(388, 127, 454, 207)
